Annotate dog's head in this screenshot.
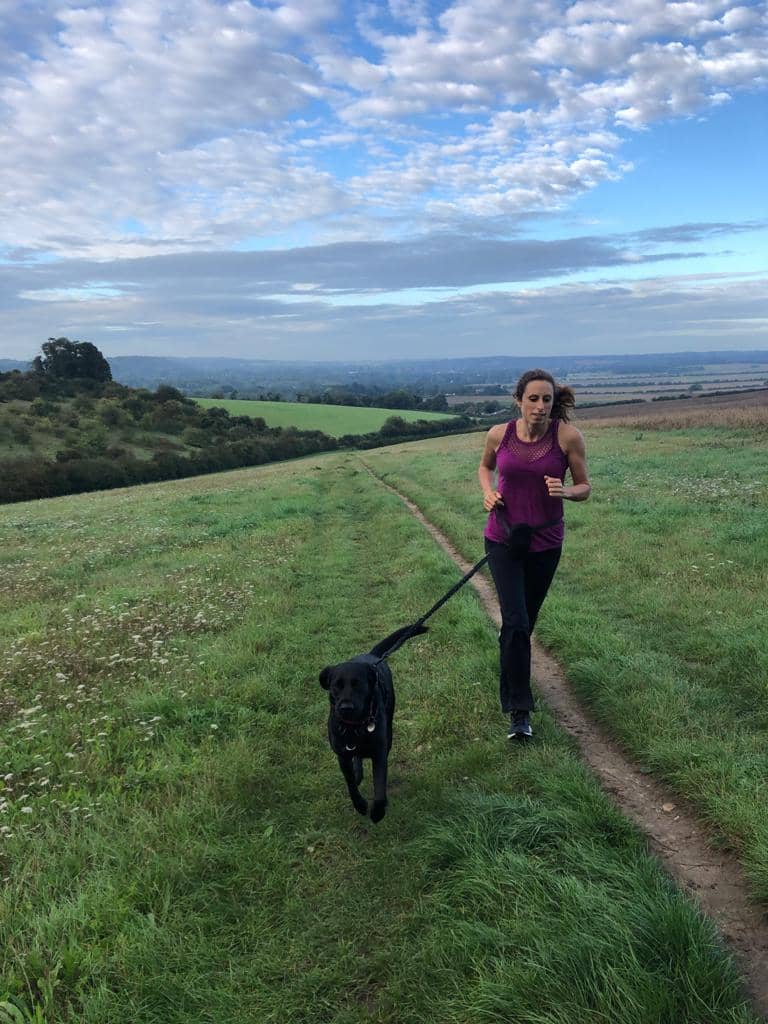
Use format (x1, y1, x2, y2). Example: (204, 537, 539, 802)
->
(319, 660, 376, 721)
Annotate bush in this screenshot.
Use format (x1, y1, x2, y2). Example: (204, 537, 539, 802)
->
(79, 428, 109, 457)
(30, 397, 57, 417)
(182, 427, 209, 448)
(55, 448, 83, 463)
(98, 402, 129, 427)
(0, 372, 41, 401)
(379, 416, 409, 437)
(10, 423, 32, 445)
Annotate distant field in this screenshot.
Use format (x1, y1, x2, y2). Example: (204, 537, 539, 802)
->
(195, 397, 454, 436)
(576, 387, 768, 424)
(447, 363, 768, 409)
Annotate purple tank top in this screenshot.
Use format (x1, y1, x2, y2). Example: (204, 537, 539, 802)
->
(483, 418, 568, 553)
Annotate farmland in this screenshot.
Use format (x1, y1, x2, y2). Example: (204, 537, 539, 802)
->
(446, 361, 768, 410)
(1, 411, 766, 1022)
(561, 362, 768, 404)
(195, 397, 455, 437)
(576, 386, 768, 426)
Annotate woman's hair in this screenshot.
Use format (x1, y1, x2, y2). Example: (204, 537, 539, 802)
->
(514, 368, 576, 423)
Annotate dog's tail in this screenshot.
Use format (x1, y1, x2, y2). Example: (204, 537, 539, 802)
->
(369, 620, 428, 661)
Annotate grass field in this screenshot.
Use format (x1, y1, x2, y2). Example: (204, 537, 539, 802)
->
(364, 420, 768, 905)
(1, 443, 761, 1022)
(194, 398, 454, 437)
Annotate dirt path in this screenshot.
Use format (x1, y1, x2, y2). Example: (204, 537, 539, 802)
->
(364, 463, 768, 1020)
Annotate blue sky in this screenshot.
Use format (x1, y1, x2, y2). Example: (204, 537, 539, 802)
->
(0, 0, 766, 362)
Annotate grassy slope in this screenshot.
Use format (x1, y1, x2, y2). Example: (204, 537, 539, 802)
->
(363, 424, 768, 903)
(0, 454, 755, 1023)
(194, 398, 454, 436)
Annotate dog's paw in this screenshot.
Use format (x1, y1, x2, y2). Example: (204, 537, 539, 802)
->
(370, 800, 387, 823)
(353, 796, 368, 816)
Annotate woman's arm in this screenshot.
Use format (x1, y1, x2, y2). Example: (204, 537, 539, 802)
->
(478, 424, 506, 511)
(545, 424, 591, 501)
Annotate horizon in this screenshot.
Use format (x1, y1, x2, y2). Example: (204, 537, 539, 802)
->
(5, 346, 768, 370)
(1, 2, 766, 361)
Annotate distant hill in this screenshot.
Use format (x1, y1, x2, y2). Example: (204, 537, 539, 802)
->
(110, 349, 768, 381)
(3, 350, 768, 396)
(86, 349, 768, 395)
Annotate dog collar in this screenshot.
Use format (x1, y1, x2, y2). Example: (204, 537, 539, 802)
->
(338, 703, 376, 732)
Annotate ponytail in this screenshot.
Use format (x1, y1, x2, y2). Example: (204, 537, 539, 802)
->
(553, 385, 575, 423)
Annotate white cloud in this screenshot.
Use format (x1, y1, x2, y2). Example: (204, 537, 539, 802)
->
(325, 0, 766, 236)
(0, 0, 765, 275)
(0, 0, 336, 258)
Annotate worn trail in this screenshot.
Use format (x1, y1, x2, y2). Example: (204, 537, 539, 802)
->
(364, 463, 768, 1020)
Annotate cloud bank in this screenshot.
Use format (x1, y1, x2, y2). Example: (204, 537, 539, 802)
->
(2, 227, 766, 359)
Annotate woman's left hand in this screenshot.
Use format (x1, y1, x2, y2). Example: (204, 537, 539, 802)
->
(544, 475, 565, 498)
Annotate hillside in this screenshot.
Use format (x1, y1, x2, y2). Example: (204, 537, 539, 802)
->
(1, 431, 763, 1022)
(0, 371, 470, 504)
(0, 376, 327, 501)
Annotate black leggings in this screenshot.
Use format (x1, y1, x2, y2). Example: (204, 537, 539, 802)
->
(484, 539, 562, 713)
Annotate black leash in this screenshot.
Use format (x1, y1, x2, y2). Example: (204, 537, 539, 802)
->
(377, 507, 561, 661)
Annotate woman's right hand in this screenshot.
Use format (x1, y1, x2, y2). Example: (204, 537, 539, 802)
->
(483, 490, 504, 512)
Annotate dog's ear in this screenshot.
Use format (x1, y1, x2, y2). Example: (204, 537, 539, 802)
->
(319, 666, 332, 690)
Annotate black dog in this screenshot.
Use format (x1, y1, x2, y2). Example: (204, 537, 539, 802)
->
(319, 622, 427, 823)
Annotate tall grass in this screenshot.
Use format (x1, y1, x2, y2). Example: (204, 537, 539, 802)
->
(0, 457, 756, 1022)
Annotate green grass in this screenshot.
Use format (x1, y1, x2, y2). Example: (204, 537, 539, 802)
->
(0, 452, 757, 1022)
(362, 424, 768, 904)
(194, 398, 455, 436)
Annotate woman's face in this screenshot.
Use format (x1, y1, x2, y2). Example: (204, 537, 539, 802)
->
(519, 379, 554, 422)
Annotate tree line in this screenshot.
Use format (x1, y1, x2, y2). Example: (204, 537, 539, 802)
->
(295, 387, 449, 411)
(210, 384, 450, 412)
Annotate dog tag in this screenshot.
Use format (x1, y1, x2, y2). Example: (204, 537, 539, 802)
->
(366, 721, 375, 733)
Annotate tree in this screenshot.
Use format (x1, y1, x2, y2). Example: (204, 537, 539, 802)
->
(379, 415, 409, 437)
(422, 393, 448, 411)
(32, 338, 112, 382)
(154, 384, 187, 404)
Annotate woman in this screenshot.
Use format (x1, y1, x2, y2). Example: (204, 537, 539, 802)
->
(478, 369, 591, 740)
